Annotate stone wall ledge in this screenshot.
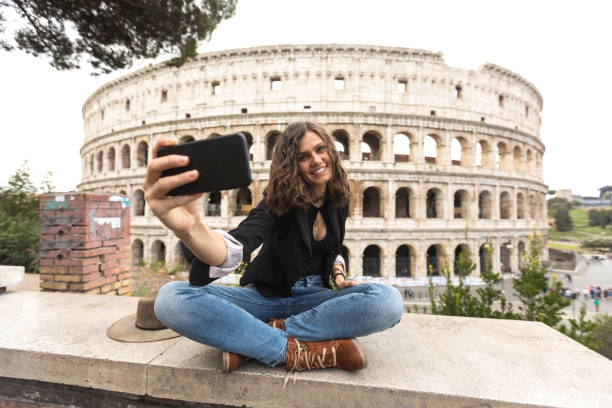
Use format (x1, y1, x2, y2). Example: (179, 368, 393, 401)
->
(1, 291, 611, 408)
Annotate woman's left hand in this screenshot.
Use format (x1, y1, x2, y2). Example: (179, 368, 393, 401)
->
(335, 279, 363, 290)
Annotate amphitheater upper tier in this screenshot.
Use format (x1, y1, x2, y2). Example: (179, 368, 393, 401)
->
(80, 44, 547, 279)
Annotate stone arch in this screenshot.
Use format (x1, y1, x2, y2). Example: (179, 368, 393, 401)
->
(393, 132, 411, 163)
(107, 147, 116, 171)
(151, 240, 166, 265)
(234, 187, 253, 216)
(118, 190, 127, 196)
(97, 151, 104, 172)
(454, 244, 470, 275)
(453, 189, 469, 219)
(362, 131, 381, 161)
(395, 187, 413, 218)
(479, 244, 490, 275)
(121, 144, 131, 169)
(131, 239, 144, 265)
(426, 244, 444, 276)
(205, 191, 221, 216)
(341, 245, 350, 274)
(241, 132, 254, 160)
(496, 142, 509, 170)
(476, 140, 491, 168)
(396, 244, 414, 277)
(518, 241, 526, 268)
(179, 135, 195, 144)
(363, 245, 381, 276)
(133, 189, 145, 216)
(529, 193, 537, 219)
(451, 137, 468, 166)
(208, 132, 222, 139)
(500, 191, 512, 219)
(88, 154, 94, 174)
(500, 242, 512, 273)
(174, 242, 189, 267)
(526, 149, 533, 174)
(513, 146, 523, 173)
(332, 129, 350, 160)
(136, 141, 148, 167)
(266, 130, 281, 160)
(424, 134, 441, 164)
(517, 193, 526, 219)
(426, 188, 444, 219)
(478, 190, 493, 219)
(363, 187, 382, 217)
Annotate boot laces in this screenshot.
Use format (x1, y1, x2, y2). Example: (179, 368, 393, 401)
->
(283, 339, 337, 388)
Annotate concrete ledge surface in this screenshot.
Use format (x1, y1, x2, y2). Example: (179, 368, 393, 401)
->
(1, 291, 611, 407)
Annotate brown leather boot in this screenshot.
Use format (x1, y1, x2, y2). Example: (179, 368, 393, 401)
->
(268, 317, 286, 331)
(285, 336, 367, 372)
(222, 318, 287, 373)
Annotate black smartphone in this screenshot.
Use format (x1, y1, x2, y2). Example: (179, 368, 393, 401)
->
(157, 133, 252, 196)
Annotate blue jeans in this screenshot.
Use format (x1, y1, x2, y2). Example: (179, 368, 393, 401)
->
(154, 275, 403, 367)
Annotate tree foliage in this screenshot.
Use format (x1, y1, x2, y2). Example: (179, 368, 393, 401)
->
(587, 208, 612, 229)
(581, 237, 612, 251)
(0, 0, 237, 74)
(554, 206, 573, 232)
(547, 197, 572, 219)
(512, 233, 570, 326)
(591, 314, 612, 359)
(558, 303, 603, 352)
(0, 162, 53, 273)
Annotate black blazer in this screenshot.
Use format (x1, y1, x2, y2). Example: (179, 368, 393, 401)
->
(182, 199, 348, 298)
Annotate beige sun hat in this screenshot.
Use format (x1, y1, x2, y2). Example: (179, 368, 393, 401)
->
(106, 290, 181, 342)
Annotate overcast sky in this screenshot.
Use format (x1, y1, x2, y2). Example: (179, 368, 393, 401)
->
(0, 0, 608, 196)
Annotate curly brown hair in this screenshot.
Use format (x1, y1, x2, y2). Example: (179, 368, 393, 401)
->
(265, 122, 350, 216)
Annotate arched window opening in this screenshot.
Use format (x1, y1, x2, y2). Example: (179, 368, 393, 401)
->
(526, 149, 533, 174)
(496, 142, 508, 170)
(363, 187, 381, 217)
(477, 140, 491, 168)
(205, 191, 221, 216)
(426, 245, 442, 276)
(131, 239, 143, 266)
(517, 193, 525, 219)
(426, 188, 443, 219)
(500, 191, 512, 219)
(97, 151, 104, 172)
(151, 240, 166, 266)
(134, 190, 145, 216)
(455, 84, 463, 99)
(118, 190, 127, 196)
(362, 131, 381, 161)
(454, 244, 470, 276)
(450, 138, 462, 165)
(179, 135, 195, 144)
(241, 132, 254, 160)
(501, 242, 512, 274)
(513, 146, 523, 173)
(529, 193, 537, 219)
(393, 133, 411, 163)
(396, 245, 412, 277)
(363, 245, 381, 277)
(107, 148, 116, 171)
(332, 130, 350, 160)
(136, 141, 148, 167)
(266, 131, 280, 160)
(208, 133, 222, 139)
(395, 188, 411, 218)
(479, 244, 490, 275)
(121, 144, 130, 169)
(341, 245, 350, 274)
(424, 135, 438, 164)
(478, 191, 492, 219)
(454, 190, 469, 219)
(518, 241, 526, 268)
(89, 154, 94, 174)
(235, 188, 252, 216)
(175, 243, 190, 268)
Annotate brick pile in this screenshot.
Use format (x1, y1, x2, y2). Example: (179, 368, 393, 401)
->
(39, 192, 131, 295)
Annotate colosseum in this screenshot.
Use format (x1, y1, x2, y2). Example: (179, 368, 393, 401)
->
(79, 44, 547, 279)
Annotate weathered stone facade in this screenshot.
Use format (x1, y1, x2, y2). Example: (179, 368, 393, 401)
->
(79, 44, 547, 278)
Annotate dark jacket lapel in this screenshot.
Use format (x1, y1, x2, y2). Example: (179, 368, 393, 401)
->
(295, 208, 312, 257)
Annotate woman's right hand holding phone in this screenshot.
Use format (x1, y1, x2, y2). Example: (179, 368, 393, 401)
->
(142, 138, 203, 236)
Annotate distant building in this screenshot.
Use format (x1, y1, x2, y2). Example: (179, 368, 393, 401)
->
(599, 186, 612, 199)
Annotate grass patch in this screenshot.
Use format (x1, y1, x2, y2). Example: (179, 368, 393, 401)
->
(547, 242, 585, 252)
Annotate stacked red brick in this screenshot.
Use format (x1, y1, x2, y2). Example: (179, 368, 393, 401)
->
(39, 193, 131, 295)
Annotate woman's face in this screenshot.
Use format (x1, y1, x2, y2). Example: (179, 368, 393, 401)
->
(296, 131, 332, 195)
